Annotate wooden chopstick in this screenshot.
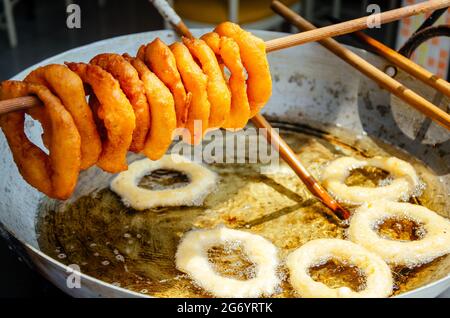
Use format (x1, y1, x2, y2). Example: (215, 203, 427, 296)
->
(352, 30, 450, 97)
(265, 0, 450, 52)
(271, 0, 450, 131)
(250, 114, 351, 220)
(326, 14, 450, 97)
(150, 0, 450, 54)
(152, 1, 351, 221)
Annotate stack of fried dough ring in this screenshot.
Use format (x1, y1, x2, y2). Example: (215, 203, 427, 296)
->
(0, 22, 272, 200)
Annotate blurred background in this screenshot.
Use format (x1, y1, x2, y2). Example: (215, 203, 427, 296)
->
(1, 0, 448, 80)
(0, 0, 448, 297)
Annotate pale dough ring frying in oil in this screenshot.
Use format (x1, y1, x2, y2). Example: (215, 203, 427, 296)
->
(348, 200, 450, 267)
(175, 226, 280, 298)
(321, 156, 421, 204)
(110, 155, 217, 210)
(286, 239, 393, 298)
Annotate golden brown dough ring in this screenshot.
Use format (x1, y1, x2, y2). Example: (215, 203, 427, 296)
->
(215, 22, 272, 117)
(141, 38, 189, 128)
(202, 32, 250, 129)
(124, 54, 176, 160)
(88, 94, 107, 140)
(201, 32, 221, 56)
(66, 62, 135, 173)
(170, 42, 210, 144)
(24, 64, 101, 169)
(136, 44, 146, 61)
(183, 37, 231, 129)
(0, 81, 81, 199)
(90, 53, 150, 153)
(200, 32, 227, 90)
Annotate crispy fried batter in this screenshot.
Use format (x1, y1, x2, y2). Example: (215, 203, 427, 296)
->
(202, 32, 250, 129)
(124, 54, 176, 160)
(141, 38, 189, 128)
(201, 32, 221, 55)
(136, 44, 146, 61)
(170, 42, 210, 144)
(25, 64, 101, 169)
(183, 37, 231, 129)
(90, 53, 150, 153)
(88, 94, 106, 140)
(66, 62, 135, 173)
(0, 24, 274, 199)
(0, 80, 81, 199)
(215, 22, 271, 117)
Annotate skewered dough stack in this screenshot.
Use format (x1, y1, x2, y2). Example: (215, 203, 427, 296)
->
(0, 22, 272, 199)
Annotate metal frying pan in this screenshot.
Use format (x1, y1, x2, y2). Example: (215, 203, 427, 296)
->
(0, 29, 448, 298)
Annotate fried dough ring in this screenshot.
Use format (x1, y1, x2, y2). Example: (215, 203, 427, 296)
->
(24, 64, 101, 169)
(348, 201, 450, 267)
(170, 42, 210, 144)
(90, 53, 150, 153)
(124, 54, 176, 160)
(286, 239, 393, 298)
(66, 62, 135, 173)
(175, 226, 280, 298)
(202, 32, 251, 129)
(88, 94, 106, 140)
(183, 37, 231, 129)
(321, 156, 421, 204)
(136, 44, 146, 61)
(140, 38, 189, 128)
(110, 155, 217, 210)
(215, 22, 272, 116)
(0, 81, 81, 199)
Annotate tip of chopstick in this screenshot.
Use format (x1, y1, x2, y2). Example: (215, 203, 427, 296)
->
(335, 205, 351, 221)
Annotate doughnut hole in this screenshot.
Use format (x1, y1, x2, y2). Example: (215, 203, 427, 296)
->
(376, 217, 426, 241)
(207, 243, 257, 281)
(345, 166, 390, 187)
(309, 259, 367, 292)
(138, 169, 190, 190)
(24, 115, 50, 155)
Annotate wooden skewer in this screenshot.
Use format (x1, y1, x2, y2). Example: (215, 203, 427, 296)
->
(149, 0, 450, 53)
(0, 96, 351, 220)
(2, 0, 449, 114)
(149, 0, 351, 220)
(149, 0, 450, 54)
(352, 29, 450, 97)
(0, 5, 352, 223)
(3, 1, 448, 219)
(271, 0, 450, 131)
(0, 96, 40, 113)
